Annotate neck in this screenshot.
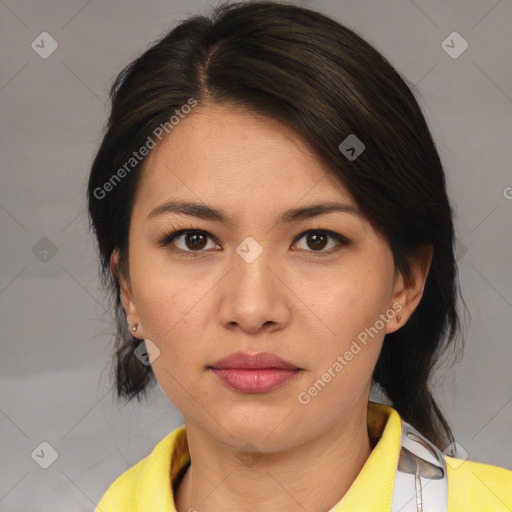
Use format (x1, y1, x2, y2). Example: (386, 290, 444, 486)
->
(174, 399, 374, 512)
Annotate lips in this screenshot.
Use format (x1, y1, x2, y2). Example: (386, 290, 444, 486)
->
(208, 351, 303, 393)
(209, 351, 301, 370)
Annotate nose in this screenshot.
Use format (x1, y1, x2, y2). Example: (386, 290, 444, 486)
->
(217, 246, 291, 334)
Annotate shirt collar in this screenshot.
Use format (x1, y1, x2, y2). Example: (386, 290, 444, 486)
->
(330, 401, 401, 511)
(137, 400, 401, 512)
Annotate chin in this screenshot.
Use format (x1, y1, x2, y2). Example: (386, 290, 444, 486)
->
(213, 413, 303, 450)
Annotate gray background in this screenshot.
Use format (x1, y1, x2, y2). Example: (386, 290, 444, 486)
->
(1, 0, 511, 510)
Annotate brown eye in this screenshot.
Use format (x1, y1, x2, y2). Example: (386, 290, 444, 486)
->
(158, 229, 218, 255)
(294, 230, 350, 254)
(305, 232, 328, 251)
(184, 232, 208, 250)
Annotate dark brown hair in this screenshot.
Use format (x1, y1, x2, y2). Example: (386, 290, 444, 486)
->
(87, 0, 467, 450)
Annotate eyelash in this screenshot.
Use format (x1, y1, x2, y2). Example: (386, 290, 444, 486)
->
(156, 223, 351, 258)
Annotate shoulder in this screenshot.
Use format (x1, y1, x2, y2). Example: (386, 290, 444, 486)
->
(445, 455, 512, 511)
(94, 427, 184, 512)
(95, 456, 148, 512)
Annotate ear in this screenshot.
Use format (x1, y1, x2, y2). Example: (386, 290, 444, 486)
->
(110, 249, 145, 339)
(385, 244, 433, 334)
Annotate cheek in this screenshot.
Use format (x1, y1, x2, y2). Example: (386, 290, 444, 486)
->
(299, 267, 390, 347)
(131, 254, 204, 332)
(130, 268, 212, 373)
(136, 280, 210, 406)
(292, 262, 391, 402)
(297, 277, 387, 402)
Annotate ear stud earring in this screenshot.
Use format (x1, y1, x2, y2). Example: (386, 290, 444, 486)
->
(128, 322, 139, 332)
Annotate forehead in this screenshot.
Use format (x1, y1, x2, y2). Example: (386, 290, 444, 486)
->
(135, 102, 354, 214)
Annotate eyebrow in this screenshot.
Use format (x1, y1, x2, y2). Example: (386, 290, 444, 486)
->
(147, 200, 362, 224)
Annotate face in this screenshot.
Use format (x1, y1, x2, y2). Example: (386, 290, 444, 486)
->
(115, 102, 421, 452)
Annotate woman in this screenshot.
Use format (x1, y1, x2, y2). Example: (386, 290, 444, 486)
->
(88, 1, 512, 511)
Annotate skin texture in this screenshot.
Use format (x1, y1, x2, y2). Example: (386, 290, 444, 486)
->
(112, 102, 433, 512)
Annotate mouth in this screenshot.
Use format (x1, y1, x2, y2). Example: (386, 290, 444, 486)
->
(207, 352, 303, 393)
(208, 367, 303, 393)
(208, 351, 302, 370)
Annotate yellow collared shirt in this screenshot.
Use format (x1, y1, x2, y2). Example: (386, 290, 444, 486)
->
(95, 402, 512, 511)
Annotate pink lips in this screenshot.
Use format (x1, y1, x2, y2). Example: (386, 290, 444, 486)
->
(208, 351, 303, 393)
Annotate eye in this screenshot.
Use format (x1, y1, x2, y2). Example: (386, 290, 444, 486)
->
(157, 226, 219, 256)
(293, 229, 350, 255)
(157, 225, 350, 257)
